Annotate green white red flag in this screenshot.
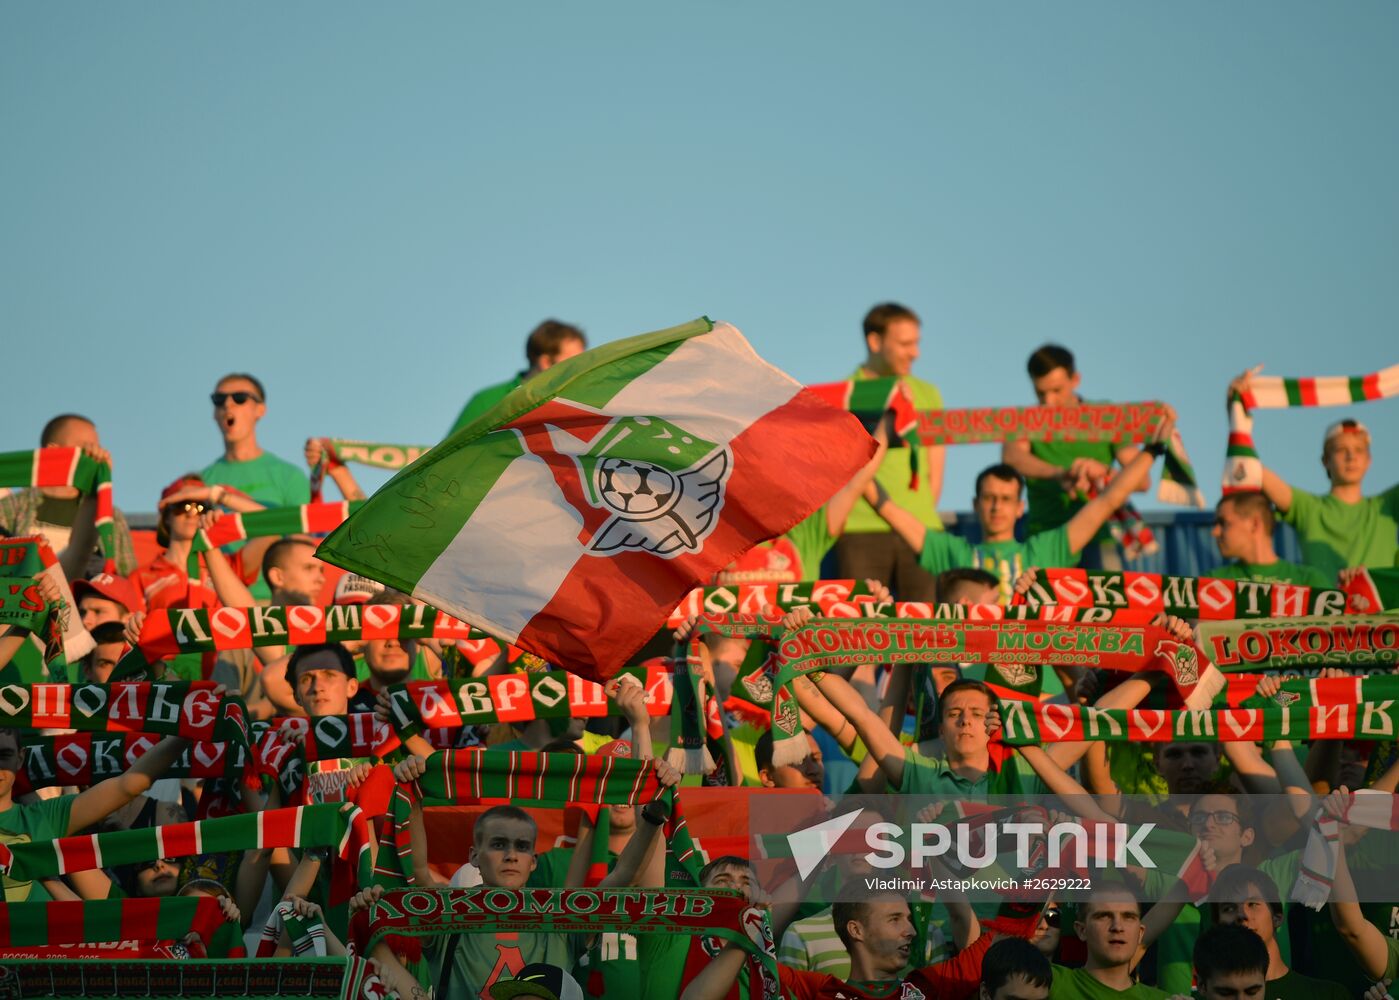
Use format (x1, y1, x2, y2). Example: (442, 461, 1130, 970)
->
(318, 318, 875, 679)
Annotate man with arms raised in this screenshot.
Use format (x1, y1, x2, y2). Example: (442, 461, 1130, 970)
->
(1229, 367, 1398, 577)
(866, 416, 1169, 604)
(1002, 345, 1147, 571)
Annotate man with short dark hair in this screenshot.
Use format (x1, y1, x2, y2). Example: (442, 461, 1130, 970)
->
(1212, 864, 1347, 1000)
(868, 433, 1167, 603)
(1003, 345, 1148, 569)
(261, 537, 327, 604)
(981, 937, 1053, 1000)
(1193, 924, 1269, 1000)
(1207, 492, 1331, 588)
(449, 320, 588, 435)
(835, 302, 946, 602)
(1049, 883, 1167, 1000)
(73, 572, 144, 631)
(203, 373, 309, 509)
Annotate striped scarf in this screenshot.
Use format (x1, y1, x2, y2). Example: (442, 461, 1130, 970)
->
(1296, 789, 1399, 910)
(1016, 568, 1359, 619)
(0, 897, 226, 955)
(1197, 614, 1399, 671)
(1224, 364, 1399, 493)
(0, 803, 369, 883)
(807, 379, 921, 487)
(378, 750, 702, 886)
(0, 448, 116, 569)
(255, 899, 330, 958)
(190, 501, 364, 554)
(12, 731, 289, 794)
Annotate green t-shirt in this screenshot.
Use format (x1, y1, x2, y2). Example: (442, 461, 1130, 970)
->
(716, 510, 836, 584)
(1385, 933, 1399, 981)
(1027, 412, 1119, 538)
(898, 745, 1033, 796)
(919, 525, 1075, 604)
(843, 368, 945, 535)
(427, 927, 581, 998)
(201, 451, 310, 509)
(1306, 900, 1399, 995)
(1205, 560, 1333, 589)
(201, 451, 311, 599)
(1281, 484, 1399, 580)
(1264, 969, 1349, 1000)
(0, 794, 74, 902)
(1050, 966, 1168, 1000)
(449, 375, 525, 436)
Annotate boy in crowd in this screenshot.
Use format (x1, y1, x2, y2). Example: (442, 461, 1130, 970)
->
(1230, 367, 1398, 576)
(1193, 924, 1269, 1000)
(982, 937, 1053, 1000)
(1050, 883, 1167, 1000)
(449, 320, 587, 435)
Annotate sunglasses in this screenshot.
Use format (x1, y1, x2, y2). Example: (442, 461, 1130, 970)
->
(169, 501, 206, 516)
(210, 391, 261, 407)
(137, 857, 178, 873)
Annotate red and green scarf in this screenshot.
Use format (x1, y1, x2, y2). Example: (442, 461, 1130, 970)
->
(0, 680, 248, 749)
(696, 614, 1220, 767)
(0, 802, 371, 891)
(1015, 568, 1362, 619)
(807, 379, 921, 487)
(191, 501, 365, 554)
(385, 667, 670, 739)
(0, 447, 116, 568)
(1224, 364, 1399, 493)
(11, 731, 285, 793)
(0, 897, 228, 957)
(1198, 614, 1399, 671)
(363, 887, 778, 998)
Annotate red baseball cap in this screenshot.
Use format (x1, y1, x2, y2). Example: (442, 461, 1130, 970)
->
(73, 572, 146, 614)
(594, 739, 633, 759)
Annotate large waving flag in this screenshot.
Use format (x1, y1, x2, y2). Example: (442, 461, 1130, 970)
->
(317, 318, 875, 679)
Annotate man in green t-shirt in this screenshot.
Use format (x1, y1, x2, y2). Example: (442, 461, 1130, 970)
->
(1050, 883, 1168, 1000)
(1003, 345, 1147, 570)
(866, 425, 1168, 603)
(1211, 864, 1347, 1000)
(448, 320, 587, 436)
(1206, 492, 1332, 588)
(203, 373, 310, 509)
(1229, 370, 1399, 579)
(835, 302, 946, 601)
(1193, 924, 1269, 1000)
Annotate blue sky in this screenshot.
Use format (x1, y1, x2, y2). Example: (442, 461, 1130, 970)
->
(4, 2, 1396, 513)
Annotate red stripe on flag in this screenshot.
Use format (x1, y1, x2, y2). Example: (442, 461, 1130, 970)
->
(260, 806, 300, 847)
(95, 483, 113, 525)
(0, 903, 10, 946)
(1226, 432, 1255, 448)
(1363, 371, 1383, 400)
(30, 685, 71, 728)
(1299, 378, 1318, 406)
(202, 514, 245, 549)
(360, 604, 401, 640)
(33, 448, 79, 487)
(515, 389, 875, 678)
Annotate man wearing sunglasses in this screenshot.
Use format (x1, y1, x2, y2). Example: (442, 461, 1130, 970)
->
(202, 372, 310, 512)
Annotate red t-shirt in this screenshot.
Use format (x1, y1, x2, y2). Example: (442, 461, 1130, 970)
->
(778, 932, 995, 1000)
(129, 549, 254, 611)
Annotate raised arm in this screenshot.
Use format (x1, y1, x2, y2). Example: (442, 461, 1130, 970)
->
(826, 426, 889, 538)
(814, 671, 907, 789)
(863, 483, 928, 556)
(1327, 799, 1392, 981)
(596, 759, 682, 889)
(1064, 437, 1162, 555)
(1227, 370, 1292, 512)
(67, 733, 193, 834)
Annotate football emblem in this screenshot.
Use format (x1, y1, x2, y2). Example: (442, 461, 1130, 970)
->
(597, 457, 678, 517)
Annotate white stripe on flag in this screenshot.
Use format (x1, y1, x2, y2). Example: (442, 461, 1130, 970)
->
(416, 453, 582, 643)
(257, 809, 265, 847)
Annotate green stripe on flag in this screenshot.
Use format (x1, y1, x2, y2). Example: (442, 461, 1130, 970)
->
(1349, 376, 1366, 402)
(1285, 380, 1304, 406)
